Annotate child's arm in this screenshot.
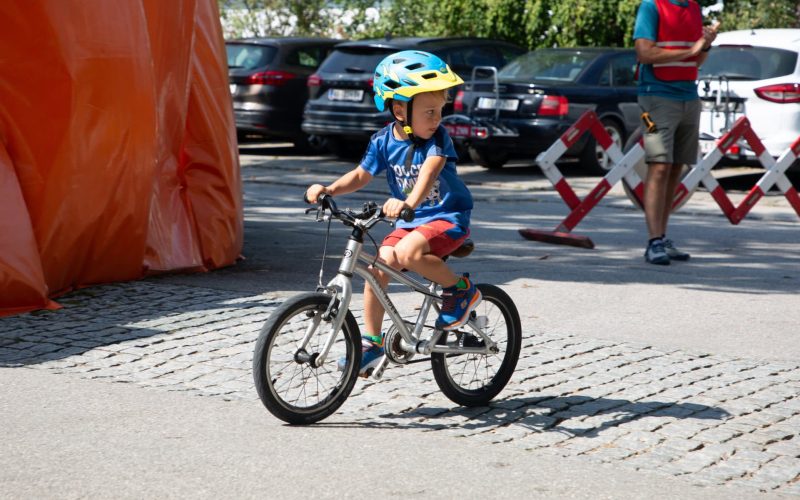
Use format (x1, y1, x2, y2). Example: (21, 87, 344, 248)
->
(306, 166, 372, 203)
(383, 156, 446, 217)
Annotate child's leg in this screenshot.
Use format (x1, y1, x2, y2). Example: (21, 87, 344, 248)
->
(362, 245, 401, 336)
(392, 232, 459, 287)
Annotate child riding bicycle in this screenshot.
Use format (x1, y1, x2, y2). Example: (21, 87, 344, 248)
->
(305, 50, 481, 376)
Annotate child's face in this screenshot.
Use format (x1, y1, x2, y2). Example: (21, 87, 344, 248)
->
(394, 91, 447, 140)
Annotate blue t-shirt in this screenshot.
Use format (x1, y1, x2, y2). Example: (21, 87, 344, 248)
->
(633, 0, 699, 100)
(359, 124, 473, 230)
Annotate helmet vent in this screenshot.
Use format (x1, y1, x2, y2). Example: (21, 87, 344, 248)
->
(421, 72, 437, 79)
(405, 62, 424, 70)
(392, 58, 407, 64)
(384, 80, 401, 89)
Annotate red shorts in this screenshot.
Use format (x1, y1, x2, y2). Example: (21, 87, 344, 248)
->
(381, 220, 469, 259)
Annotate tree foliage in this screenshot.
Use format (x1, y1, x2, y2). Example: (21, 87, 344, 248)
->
(218, 0, 800, 46)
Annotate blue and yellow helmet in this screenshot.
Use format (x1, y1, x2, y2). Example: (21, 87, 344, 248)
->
(373, 50, 464, 112)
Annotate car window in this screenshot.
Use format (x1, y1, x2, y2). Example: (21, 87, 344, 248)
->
(700, 46, 798, 81)
(611, 53, 637, 87)
(497, 45, 527, 67)
(318, 47, 392, 74)
(226, 44, 277, 70)
(499, 50, 595, 82)
(443, 46, 510, 77)
(286, 47, 325, 68)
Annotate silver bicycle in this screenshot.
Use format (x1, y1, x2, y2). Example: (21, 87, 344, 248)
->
(252, 195, 522, 425)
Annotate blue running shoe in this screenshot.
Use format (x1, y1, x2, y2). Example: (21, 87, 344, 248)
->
(436, 274, 482, 330)
(663, 238, 690, 261)
(338, 335, 384, 377)
(644, 239, 670, 265)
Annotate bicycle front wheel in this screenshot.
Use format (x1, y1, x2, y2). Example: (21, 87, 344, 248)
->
(253, 293, 361, 425)
(431, 284, 522, 407)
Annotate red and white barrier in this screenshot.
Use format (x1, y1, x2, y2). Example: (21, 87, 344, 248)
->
(670, 117, 800, 224)
(519, 110, 646, 248)
(521, 112, 800, 249)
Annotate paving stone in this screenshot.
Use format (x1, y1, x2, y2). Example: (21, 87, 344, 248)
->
(3, 281, 799, 494)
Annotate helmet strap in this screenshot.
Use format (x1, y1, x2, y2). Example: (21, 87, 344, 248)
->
(400, 98, 424, 146)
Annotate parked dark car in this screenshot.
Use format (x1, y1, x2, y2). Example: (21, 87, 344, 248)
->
(226, 37, 339, 149)
(452, 47, 639, 173)
(301, 37, 526, 157)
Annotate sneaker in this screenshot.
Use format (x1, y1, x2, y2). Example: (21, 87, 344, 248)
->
(644, 239, 670, 265)
(337, 335, 384, 377)
(663, 238, 690, 261)
(436, 274, 482, 330)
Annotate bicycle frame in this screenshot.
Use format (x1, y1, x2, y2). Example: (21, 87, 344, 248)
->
(309, 231, 496, 369)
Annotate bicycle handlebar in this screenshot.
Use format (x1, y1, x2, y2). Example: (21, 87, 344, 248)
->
(304, 192, 415, 223)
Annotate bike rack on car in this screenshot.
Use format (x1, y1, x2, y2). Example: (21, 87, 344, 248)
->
(442, 66, 520, 142)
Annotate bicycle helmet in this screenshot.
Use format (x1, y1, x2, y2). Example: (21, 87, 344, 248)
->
(373, 50, 464, 112)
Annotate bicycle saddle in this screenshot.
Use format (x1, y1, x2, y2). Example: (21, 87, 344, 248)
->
(447, 238, 474, 259)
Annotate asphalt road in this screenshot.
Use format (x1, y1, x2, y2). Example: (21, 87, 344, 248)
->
(2, 143, 798, 498)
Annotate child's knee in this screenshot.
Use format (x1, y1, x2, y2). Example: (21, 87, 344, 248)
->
(394, 246, 423, 268)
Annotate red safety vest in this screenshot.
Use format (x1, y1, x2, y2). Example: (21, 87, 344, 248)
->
(653, 0, 703, 81)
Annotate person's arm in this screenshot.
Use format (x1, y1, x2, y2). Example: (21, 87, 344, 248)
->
(635, 37, 706, 64)
(306, 166, 372, 203)
(636, 19, 720, 65)
(697, 21, 721, 66)
(405, 156, 445, 209)
(382, 155, 446, 217)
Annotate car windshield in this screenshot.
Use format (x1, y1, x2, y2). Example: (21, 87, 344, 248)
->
(318, 47, 392, 74)
(498, 50, 595, 82)
(699, 46, 798, 81)
(226, 44, 277, 70)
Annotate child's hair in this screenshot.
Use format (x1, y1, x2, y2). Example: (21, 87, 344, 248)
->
(388, 89, 448, 120)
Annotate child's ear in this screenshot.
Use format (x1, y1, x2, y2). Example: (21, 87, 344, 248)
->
(391, 100, 406, 121)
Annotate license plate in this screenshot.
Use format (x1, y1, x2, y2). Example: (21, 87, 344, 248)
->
(229, 84, 236, 94)
(477, 97, 518, 111)
(443, 124, 473, 138)
(328, 88, 364, 102)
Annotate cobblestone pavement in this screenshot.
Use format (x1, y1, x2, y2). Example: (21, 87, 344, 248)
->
(1, 281, 799, 495)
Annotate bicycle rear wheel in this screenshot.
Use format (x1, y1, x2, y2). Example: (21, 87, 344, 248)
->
(431, 284, 521, 407)
(253, 292, 361, 424)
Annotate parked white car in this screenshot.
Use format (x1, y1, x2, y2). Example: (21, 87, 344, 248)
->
(698, 29, 800, 169)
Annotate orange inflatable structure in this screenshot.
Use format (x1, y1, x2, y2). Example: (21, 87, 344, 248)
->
(0, 0, 242, 317)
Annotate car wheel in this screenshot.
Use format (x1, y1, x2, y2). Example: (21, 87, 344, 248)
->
(620, 126, 695, 213)
(580, 118, 624, 175)
(292, 134, 326, 154)
(468, 146, 508, 170)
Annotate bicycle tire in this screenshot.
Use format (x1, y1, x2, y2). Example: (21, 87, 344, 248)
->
(253, 292, 361, 425)
(431, 284, 522, 407)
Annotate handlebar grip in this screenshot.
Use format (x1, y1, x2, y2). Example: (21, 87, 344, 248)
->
(304, 191, 330, 205)
(399, 208, 415, 223)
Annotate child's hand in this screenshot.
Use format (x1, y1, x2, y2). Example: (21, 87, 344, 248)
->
(305, 184, 328, 203)
(382, 198, 411, 218)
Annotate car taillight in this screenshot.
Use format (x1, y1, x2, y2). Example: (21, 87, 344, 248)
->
(367, 76, 374, 89)
(307, 73, 322, 87)
(247, 70, 296, 86)
(538, 95, 568, 116)
(454, 90, 465, 113)
(754, 83, 800, 103)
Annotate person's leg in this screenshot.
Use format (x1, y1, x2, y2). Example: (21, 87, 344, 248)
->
(362, 245, 400, 337)
(393, 231, 459, 287)
(644, 162, 672, 239)
(393, 225, 480, 329)
(660, 163, 684, 234)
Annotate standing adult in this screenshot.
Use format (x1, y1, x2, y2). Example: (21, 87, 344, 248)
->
(633, 0, 719, 265)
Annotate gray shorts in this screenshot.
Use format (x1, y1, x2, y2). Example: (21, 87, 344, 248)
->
(638, 95, 701, 165)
